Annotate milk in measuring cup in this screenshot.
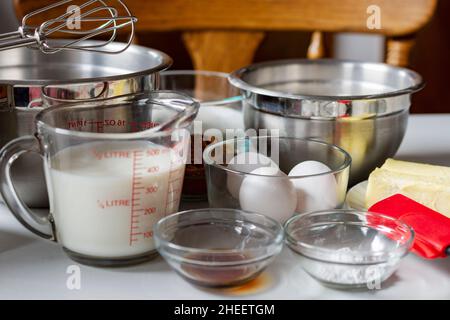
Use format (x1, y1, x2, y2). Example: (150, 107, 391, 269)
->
(47, 141, 185, 258)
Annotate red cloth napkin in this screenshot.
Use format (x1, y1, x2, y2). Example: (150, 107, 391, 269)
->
(369, 194, 450, 259)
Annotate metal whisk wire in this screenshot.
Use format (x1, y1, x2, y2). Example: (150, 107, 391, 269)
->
(0, 0, 137, 54)
(33, 1, 120, 36)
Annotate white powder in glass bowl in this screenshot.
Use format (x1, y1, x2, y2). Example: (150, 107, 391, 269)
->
(297, 248, 401, 288)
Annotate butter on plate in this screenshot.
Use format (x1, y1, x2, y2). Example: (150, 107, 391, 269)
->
(366, 159, 450, 218)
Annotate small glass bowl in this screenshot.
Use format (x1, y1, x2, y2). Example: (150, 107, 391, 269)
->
(203, 136, 351, 223)
(160, 70, 242, 108)
(284, 210, 414, 289)
(154, 208, 284, 288)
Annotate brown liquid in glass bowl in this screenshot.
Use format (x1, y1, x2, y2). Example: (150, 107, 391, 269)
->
(180, 252, 261, 287)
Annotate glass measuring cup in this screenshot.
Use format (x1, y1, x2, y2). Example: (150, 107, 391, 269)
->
(41, 74, 244, 202)
(0, 91, 199, 266)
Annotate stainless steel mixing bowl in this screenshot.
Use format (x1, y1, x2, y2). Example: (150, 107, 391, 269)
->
(0, 41, 172, 207)
(228, 59, 424, 185)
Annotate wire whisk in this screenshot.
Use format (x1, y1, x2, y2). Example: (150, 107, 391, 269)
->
(0, 0, 137, 54)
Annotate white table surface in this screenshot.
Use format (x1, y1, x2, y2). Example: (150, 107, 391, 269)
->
(1, 114, 449, 300)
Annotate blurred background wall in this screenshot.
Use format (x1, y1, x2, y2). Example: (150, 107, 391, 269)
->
(0, 0, 17, 33)
(1, 0, 448, 113)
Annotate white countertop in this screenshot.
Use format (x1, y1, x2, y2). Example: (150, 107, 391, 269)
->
(1, 114, 449, 300)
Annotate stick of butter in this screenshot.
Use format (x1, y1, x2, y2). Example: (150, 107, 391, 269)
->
(366, 159, 450, 218)
(382, 159, 450, 184)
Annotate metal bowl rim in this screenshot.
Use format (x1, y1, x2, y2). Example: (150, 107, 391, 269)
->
(0, 40, 173, 85)
(228, 58, 425, 101)
(161, 69, 230, 78)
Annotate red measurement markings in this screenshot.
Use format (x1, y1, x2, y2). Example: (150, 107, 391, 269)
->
(67, 120, 88, 129)
(67, 119, 162, 133)
(129, 230, 153, 242)
(146, 185, 158, 194)
(129, 149, 145, 246)
(66, 120, 104, 132)
(144, 231, 153, 239)
(146, 148, 161, 157)
(144, 207, 156, 215)
(92, 149, 132, 160)
(67, 119, 128, 133)
(130, 121, 161, 132)
(103, 119, 126, 127)
(147, 166, 160, 173)
(97, 199, 130, 209)
(86, 119, 126, 128)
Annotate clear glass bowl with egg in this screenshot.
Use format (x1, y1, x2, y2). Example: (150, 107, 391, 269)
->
(159, 70, 244, 201)
(203, 136, 351, 223)
(154, 208, 284, 288)
(284, 210, 414, 289)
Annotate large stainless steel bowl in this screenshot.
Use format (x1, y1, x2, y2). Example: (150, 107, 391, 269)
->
(229, 59, 424, 185)
(0, 41, 172, 207)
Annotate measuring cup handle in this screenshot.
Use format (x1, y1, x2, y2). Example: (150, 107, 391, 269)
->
(0, 136, 54, 240)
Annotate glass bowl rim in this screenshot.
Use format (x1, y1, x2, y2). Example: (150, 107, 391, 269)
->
(160, 69, 243, 107)
(154, 208, 284, 266)
(202, 136, 352, 179)
(284, 209, 415, 265)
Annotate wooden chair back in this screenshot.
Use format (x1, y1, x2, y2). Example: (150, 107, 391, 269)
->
(14, 0, 437, 71)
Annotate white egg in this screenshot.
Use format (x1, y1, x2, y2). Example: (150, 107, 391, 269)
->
(288, 160, 338, 213)
(227, 152, 278, 199)
(239, 166, 297, 223)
